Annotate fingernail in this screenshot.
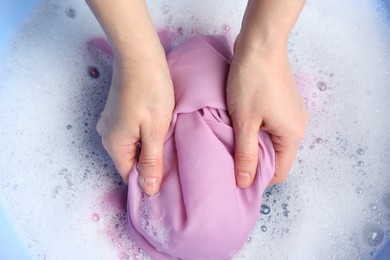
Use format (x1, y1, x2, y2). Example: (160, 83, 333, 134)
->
(144, 177, 158, 195)
(238, 172, 251, 188)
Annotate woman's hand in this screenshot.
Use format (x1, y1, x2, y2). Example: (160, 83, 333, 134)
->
(227, 0, 307, 188)
(97, 56, 174, 195)
(86, 0, 174, 195)
(227, 37, 308, 188)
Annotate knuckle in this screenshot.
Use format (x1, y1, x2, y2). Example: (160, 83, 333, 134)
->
(232, 115, 255, 129)
(138, 158, 159, 169)
(96, 112, 109, 135)
(101, 133, 124, 156)
(141, 120, 171, 140)
(288, 119, 308, 143)
(96, 121, 102, 135)
(292, 127, 306, 142)
(236, 152, 257, 163)
(284, 111, 309, 140)
(101, 135, 111, 150)
(101, 134, 114, 150)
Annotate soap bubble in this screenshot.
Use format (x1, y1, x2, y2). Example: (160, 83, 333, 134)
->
(260, 204, 271, 215)
(356, 187, 364, 195)
(357, 148, 365, 155)
(357, 160, 365, 167)
(317, 81, 327, 91)
(88, 66, 100, 79)
(261, 225, 267, 232)
(161, 4, 170, 14)
(65, 8, 76, 19)
(369, 203, 378, 211)
(222, 24, 231, 33)
(363, 224, 384, 247)
(92, 213, 100, 222)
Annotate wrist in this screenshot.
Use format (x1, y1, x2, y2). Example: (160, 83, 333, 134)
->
(239, 18, 289, 53)
(233, 32, 288, 66)
(236, 0, 305, 57)
(239, 1, 290, 51)
(113, 39, 166, 68)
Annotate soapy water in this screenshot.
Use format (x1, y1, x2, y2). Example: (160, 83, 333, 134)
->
(0, 0, 389, 259)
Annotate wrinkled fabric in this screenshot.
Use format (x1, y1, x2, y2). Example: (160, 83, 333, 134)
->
(89, 32, 275, 260)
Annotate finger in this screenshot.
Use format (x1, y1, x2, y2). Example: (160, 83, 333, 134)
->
(97, 118, 137, 184)
(138, 129, 165, 196)
(269, 142, 298, 186)
(102, 138, 137, 185)
(233, 122, 260, 188)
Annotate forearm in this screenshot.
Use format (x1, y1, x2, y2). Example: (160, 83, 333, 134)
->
(85, 0, 165, 64)
(238, 0, 306, 54)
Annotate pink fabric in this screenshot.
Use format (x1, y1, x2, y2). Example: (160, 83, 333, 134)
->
(89, 32, 275, 259)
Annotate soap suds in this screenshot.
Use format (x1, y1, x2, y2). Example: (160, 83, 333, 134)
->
(139, 195, 171, 250)
(0, 0, 389, 259)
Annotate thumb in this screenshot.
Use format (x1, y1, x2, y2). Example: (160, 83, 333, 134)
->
(233, 122, 259, 188)
(137, 130, 165, 196)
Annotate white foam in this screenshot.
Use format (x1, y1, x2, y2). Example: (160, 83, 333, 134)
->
(139, 195, 170, 249)
(0, 0, 389, 259)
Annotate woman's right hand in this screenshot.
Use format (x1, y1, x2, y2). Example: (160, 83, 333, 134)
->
(86, 0, 175, 196)
(97, 55, 174, 196)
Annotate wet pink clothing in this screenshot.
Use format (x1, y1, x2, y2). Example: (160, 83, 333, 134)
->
(89, 32, 275, 259)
